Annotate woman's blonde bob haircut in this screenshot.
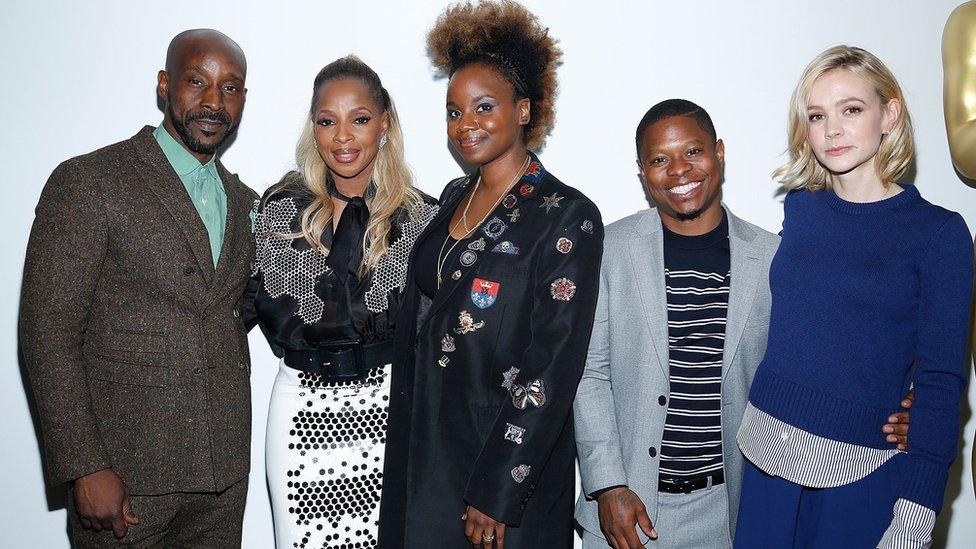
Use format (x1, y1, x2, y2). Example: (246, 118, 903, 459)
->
(270, 56, 421, 275)
(775, 45, 915, 192)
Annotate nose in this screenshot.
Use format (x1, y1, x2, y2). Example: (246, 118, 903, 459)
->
(201, 83, 224, 112)
(825, 117, 843, 140)
(667, 156, 692, 178)
(333, 122, 353, 144)
(455, 110, 478, 134)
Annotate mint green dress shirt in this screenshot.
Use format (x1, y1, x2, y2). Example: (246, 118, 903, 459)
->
(153, 125, 227, 267)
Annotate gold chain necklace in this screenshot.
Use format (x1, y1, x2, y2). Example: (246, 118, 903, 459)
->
(436, 155, 531, 288)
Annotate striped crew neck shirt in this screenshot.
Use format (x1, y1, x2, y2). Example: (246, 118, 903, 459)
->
(659, 212, 730, 480)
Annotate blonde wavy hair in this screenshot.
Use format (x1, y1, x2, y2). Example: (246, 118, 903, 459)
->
(274, 56, 421, 275)
(775, 45, 915, 191)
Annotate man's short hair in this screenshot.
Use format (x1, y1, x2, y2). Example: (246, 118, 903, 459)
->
(635, 99, 717, 156)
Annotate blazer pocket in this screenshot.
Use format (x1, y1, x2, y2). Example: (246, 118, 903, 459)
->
(104, 328, 167, 354)
(86, 354, 167, 387)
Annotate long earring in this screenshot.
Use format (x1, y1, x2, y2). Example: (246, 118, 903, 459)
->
(379, 134, 388, 149)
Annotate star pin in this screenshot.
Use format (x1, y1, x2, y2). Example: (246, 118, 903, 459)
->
(539, 192, 565, 213)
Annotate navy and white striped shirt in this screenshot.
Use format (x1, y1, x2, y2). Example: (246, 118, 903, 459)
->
(659, 215, 729, 479)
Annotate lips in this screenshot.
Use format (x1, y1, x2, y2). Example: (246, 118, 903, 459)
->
(667, 180, 702, 196)
(331, 148, 361, 163)
(457, 135, 485, 151)
(193, 119, 226, 134)
(825, 146, 853, 156)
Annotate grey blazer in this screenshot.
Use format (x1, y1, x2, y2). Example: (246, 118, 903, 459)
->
(573, 205, 779, 542)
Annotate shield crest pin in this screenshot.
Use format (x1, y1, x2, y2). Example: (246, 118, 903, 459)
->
(471, 278, 500, 309)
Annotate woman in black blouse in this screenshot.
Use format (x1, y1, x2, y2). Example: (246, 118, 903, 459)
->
(245, 56, 437, 549)
(379, 2, 603, 547)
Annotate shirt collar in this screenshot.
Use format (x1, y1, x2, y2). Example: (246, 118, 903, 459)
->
(153, 124, 219, 179)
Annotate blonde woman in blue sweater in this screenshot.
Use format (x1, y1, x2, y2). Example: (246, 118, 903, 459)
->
(734, 46, 973, 548)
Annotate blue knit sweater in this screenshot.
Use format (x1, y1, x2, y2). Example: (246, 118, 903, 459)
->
(749, 184, 973, 513)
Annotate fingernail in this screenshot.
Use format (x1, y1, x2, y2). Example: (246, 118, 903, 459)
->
(887, 435, 897, 442)
(883, 426, 893, 433)
(888, 416, 897, 422)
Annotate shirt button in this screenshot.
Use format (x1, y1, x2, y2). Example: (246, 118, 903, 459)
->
(780, 429, 790, 442)
(648, 446, 657, 458)
(658, 395, 667, 406)
(183, 266, 195, 276)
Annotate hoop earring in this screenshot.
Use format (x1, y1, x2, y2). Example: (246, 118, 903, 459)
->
(379, 134, 388, 149)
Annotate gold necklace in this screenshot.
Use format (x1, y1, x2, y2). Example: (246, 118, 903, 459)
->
(436, 155, 531, 288)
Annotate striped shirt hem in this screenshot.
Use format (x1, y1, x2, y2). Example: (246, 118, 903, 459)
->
(737, 402, 899, 488)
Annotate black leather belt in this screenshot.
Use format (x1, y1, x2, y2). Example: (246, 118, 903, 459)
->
(658, 471, 724, 494)
(284, 339, 393, 382)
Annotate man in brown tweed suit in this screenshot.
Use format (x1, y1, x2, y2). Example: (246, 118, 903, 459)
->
(20, 29, 258, 548)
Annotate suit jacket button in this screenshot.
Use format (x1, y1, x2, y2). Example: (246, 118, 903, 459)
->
(192, 367, 203, 376)
(658, 395, 667, 406)
(648, 446, 657, 458)
(233, 310, 240, 318)
(238, 361, 246, 370)
(183, 266, 195, 276)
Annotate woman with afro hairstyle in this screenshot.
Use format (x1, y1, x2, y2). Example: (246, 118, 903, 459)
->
(379, 1, 603, 547)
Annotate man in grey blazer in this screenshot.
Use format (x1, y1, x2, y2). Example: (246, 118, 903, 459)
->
(573, 100, 912, 549)
(20, 29, 258, 547)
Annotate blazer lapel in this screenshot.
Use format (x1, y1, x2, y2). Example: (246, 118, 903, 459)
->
(418, 175, 475, 328)
(629, 210, 670, 377)
(722, 207, 762, 379)
(208, 163, 246, 298)
(132, 126, 216, 286)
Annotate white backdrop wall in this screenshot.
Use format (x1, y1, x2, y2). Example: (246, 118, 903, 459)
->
(2, 1, 974, 547)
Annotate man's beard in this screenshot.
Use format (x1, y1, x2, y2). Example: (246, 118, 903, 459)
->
(167, 98, 235, 155)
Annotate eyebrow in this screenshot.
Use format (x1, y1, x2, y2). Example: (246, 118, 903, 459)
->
(807, 97, 866, 110)
(185, 65, 244, 83)
(643, 139, 706, 157)
(446, 94, 496, 107)
(315, 106, 375, 116)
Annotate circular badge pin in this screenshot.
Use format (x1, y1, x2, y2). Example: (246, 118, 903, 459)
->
(460, 250, 478, 267)
(550, 277, 577, 301)
(555, 237, 573, 254)
(519, 183, 535, 197)
(452, 270, 462, 280)
(502, 194, 517, 209)
(581, 220, 594, 234)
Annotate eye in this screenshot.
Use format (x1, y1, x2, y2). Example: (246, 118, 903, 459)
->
(844, 106, 862, 115)
(649, 156, 667, 165)
(316, 118, 336, 127)
(447, 108, 461, 119)
(475, 102, 494, 113)
(223, 85, 239, 93)
(353, 116, 371, 125)
(189, 78, 204, 86)
(687, 148, 702, 156)
(808, 113, 825, 122)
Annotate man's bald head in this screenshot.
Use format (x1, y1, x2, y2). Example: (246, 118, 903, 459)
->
(165, 29, 246, 76)
(157, 29, 247, 162)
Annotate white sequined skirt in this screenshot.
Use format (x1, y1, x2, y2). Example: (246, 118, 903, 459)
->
(266, 359, 391, 549)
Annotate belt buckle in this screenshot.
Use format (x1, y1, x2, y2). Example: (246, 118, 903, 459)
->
(316, 340, 366, 381)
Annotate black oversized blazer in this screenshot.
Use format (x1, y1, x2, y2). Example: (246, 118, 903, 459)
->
(379, 157, 604, 548)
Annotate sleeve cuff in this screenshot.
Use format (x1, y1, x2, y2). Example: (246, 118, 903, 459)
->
(877, 498, 935, 549)
(589, 484, 627, 501)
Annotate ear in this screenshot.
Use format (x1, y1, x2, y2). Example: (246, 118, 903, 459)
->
(882, 97, 901, 134)
(157, 70, 169, 103)
(517, 97, 531, 126)
(380, 110, 390, 135)
(715, 139, 726, 167)
(636, 157, 646, 180)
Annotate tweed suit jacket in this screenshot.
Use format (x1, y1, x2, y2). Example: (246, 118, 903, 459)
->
(20, 125, 259, 494)
(573, 205, 779, 542)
